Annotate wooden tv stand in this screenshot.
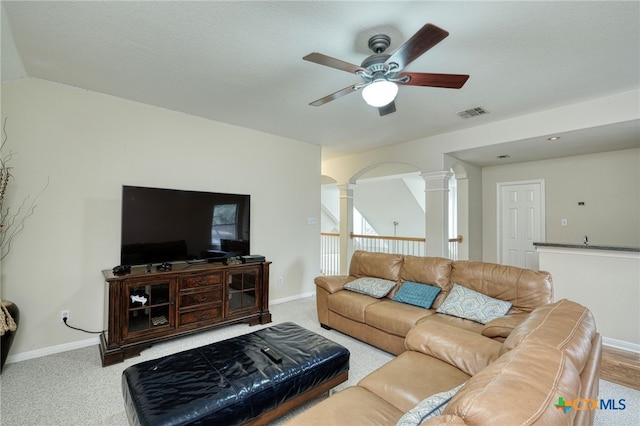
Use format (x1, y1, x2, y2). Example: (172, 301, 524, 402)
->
(100, 260, 271, 366)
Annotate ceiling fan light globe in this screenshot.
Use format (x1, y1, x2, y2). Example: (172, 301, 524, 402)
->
(361, 80, 398, 107)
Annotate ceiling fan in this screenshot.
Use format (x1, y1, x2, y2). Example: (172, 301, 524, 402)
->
(303, 23, 469, 116)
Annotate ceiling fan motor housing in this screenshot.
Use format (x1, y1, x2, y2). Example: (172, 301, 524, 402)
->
(361, 53, 391, 71)
(368, 34, 391, 54)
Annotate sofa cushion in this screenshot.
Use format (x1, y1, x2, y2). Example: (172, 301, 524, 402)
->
(349, 250, 403, 282)
(417, 312, 484, 334)
(435, 342, 580, 426)
(359, 351, 470, 413)
(281, 386, 403, 426)
(328, 291, 381, 323)
(344, 277, 397, 298)
(500, 299, 597, 373)
(393, 281, 441, 309)
(451, 260, 553, 313)
(365, 300, 434, 337)
(405, 321, 501, 376)
(400, 256, 453, 308)
(436, 284, 512, 324)
(396, 383, 465, 426)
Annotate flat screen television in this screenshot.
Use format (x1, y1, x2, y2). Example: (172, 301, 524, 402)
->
(121, 185, 250, 266)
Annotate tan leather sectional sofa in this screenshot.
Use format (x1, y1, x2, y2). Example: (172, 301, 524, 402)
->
(286, 250, 602, 425)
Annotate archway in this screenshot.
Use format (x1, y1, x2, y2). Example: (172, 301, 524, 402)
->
(321, 162, 429, 273)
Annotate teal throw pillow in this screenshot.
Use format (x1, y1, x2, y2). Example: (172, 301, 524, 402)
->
(436, 284, 512, 324)
(393, 281, 442, 309)
(344, 277, 396, 298)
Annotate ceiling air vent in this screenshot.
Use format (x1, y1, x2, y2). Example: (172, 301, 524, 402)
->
(457, 107, 488, 119)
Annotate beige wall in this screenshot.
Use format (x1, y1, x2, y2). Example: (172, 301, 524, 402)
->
(1, 78, 321, 359)
(482, 148, 640, 263)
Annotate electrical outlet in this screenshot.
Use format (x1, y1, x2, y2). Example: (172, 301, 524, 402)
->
(60, 310, 70, 323)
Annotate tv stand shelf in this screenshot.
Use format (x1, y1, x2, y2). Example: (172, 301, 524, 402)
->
(100, 261, 271, 366)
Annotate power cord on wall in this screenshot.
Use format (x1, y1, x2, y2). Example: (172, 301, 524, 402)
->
(62, 316, 104, 334)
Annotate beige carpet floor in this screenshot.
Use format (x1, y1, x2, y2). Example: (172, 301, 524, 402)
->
(0, 296, 638, 425)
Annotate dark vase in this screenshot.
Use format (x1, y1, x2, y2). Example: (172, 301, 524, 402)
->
(1, 300, 19, 373)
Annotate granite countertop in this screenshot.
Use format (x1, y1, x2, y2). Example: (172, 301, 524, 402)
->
(533, 242, 640, 253)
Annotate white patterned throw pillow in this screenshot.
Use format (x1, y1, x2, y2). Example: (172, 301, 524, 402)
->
(396, 383, 466, 426)
(343, 277, 396, 298)
(436, 284, 512, 324)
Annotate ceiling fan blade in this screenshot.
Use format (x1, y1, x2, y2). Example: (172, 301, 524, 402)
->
(398, 72, 469, 89)
(378, 101, 396, 116)
(309, 84, 359, 106)
(385, 23, 449, 71)
(303, 52, 365, 74)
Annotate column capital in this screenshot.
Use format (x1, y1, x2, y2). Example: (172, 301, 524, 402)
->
(336, 183, 357, 191)
(421, 170, 453, 192)
(337, 183, 357, 198)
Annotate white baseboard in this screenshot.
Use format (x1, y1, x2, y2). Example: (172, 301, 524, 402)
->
(6, 336, 100, 365)
(271, 292, 315, 305)
(5, 292, 316, 365)
(602, 337, 640, 353)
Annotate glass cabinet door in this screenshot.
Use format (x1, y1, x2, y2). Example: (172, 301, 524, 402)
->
(226, 268, 259, 315)
(125, 280, 174, 337)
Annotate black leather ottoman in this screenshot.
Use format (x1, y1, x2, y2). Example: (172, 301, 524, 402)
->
(122, 322, 350, 426)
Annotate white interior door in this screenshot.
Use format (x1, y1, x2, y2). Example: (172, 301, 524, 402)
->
(498, 180, 545, 269)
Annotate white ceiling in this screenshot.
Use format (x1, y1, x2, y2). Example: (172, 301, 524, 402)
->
(2, 1, 639, 163)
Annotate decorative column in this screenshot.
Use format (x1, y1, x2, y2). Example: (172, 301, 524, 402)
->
(422, 171, 452, 257)
(337, 183, 356, 274)
(455, 176, 470, 260)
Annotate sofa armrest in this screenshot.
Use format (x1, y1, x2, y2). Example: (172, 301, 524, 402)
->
(314, 275, 351, 294)
(405, 320, 501, 376)
(481, 312, 529, 338)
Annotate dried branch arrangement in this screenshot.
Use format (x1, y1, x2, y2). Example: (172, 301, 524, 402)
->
(0, 118, 49, 261)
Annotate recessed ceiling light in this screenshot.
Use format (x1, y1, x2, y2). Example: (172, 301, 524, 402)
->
(496, 154, 511, 159)
(547, 136, 561, 141)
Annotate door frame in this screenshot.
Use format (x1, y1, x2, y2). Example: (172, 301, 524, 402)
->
(496, 179, 546, 266)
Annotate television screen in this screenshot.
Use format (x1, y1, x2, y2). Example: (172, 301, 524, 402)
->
(121, 186, 250, 266)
